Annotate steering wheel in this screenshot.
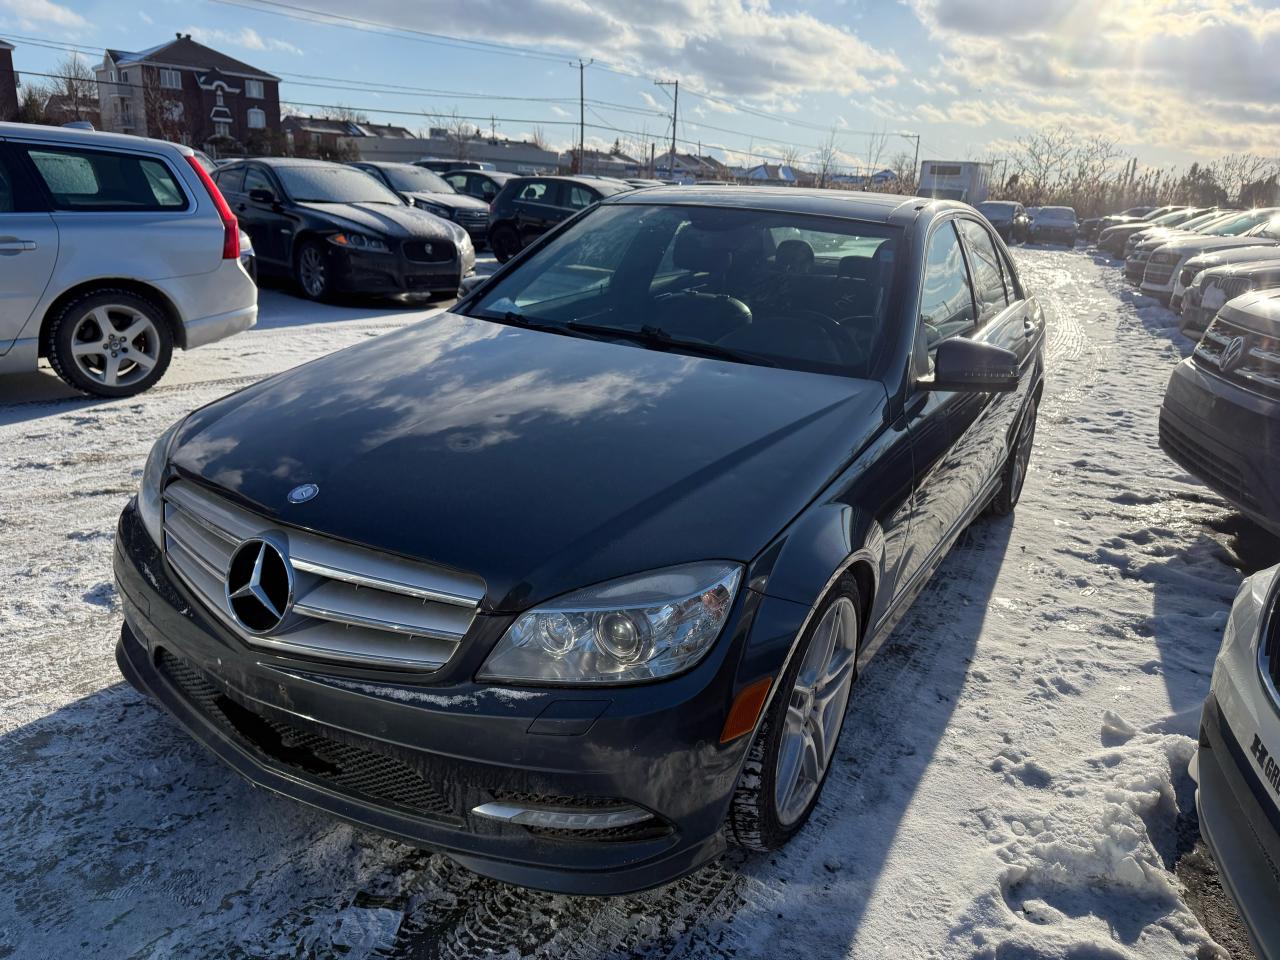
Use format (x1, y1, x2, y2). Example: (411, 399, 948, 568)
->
(653, 289, 753, 326)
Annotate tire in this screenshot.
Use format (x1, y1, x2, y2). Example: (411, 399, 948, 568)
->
(728, 577, 861, 852)
(489, 224, 521, 264)
(988, 393, 1039, 516)
(294, 239, 332, 300)
(46, 289, 173, 398)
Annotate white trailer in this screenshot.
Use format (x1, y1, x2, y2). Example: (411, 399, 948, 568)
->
(918, 160, 992, 205)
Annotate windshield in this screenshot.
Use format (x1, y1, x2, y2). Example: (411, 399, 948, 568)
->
(1037, 207, 1076, 221)
(1247, 215, 1280, 240)
(1203, 210, 1270, 235)
(1153, 208, 1204, 227)
(277, 165, 404, 204)
(978, 202, 1017, 219)
(1177, 211, 1226, 231)
(378, 164, 454, 194)
(467, 203, 901, 377)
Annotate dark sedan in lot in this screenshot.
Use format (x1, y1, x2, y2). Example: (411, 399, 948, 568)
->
(977, 200, 1031, 243)
(350, 161, 491, 246)
(488, 174, 631, 262)
(114, 189, 1045, 894)
(213, 158, 475, 300)
(1029, 206, 1079, 245)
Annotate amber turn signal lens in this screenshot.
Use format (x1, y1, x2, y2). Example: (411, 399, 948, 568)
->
(720, 676, 773, 743)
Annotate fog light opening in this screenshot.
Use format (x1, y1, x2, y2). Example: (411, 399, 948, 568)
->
(471, 801, 654, 830)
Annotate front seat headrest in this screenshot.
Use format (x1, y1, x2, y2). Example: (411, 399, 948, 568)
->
(775, 239, 815, 272)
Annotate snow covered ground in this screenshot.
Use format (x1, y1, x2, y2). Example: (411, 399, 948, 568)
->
(1, 248, 1276, 959)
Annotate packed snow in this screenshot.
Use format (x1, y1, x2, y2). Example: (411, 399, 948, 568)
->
(0, 249, 1274, 959)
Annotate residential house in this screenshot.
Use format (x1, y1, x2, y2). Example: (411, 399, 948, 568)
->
(282, 115, 415, 157)
(563, 148, 642, 178)
(96, 34, 281, 149)
(0, 40, 16, 122)
(655, 150, 733, 183)
(745, 163, 799, 186)
(352, 127, 560, 174)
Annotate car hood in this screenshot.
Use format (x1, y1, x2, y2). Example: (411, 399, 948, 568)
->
(404, 191, 489, 213)
(1161, 236, 1280, 257)
(1188, 246, 1280, 270)
(1219, 288, 1280, 331)
(295, 201, 457, 240)
(171, 313, 888, 611)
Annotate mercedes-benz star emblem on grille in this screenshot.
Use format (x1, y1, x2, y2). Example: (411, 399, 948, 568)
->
(225, 538, 294, 634)
(1219, 335, 1248, 373)
(287, 483, 319, 504)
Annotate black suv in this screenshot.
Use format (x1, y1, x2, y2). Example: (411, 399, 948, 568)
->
(1161, 288, 1280, 534)
(487, 175, 631, 262)
(115, 189, 1044, 894)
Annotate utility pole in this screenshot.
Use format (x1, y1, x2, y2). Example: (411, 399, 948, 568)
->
(655, 79, 678, 178)
(573, 59, 593, 174)
(909, 133, 920, 181)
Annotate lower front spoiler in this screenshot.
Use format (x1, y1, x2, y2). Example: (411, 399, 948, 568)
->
(115, 623, 723, 895)
(1196, 694, 1280, 960)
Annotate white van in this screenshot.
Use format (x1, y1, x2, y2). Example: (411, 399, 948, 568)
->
(0, 122, 256, 397)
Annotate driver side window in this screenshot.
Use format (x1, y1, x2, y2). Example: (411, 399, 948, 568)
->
(919, 221, 976, 353)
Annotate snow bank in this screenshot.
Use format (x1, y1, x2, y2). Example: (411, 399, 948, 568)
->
(956, 714, 1221, 959)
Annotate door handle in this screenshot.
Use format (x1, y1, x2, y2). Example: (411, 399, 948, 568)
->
(0, 239, 36, 253)
(1023, 318, 1035, 337)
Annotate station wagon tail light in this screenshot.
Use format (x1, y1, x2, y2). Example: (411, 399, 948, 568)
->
(185, 155, 240, 260)
(479, 562, 742, 684)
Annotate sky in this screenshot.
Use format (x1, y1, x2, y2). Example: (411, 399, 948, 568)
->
(2, 0, 1279, 175)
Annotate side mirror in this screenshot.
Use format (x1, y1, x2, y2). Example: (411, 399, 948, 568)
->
(248, 188, 276, 205)
(459, 274, 489, 297)
(919, 338, 1019, 393)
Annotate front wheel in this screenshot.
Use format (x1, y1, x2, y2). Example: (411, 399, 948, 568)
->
(294, 239, 332, 300)
(989, 393, 1039, 516)
(728, 579, 861, 851)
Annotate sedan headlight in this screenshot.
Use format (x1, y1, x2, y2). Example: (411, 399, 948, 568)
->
(328, 232, 389, 253)
(478, 562, 742, 684)
(137, 418, 185, 545)
(415, 199, 455, 220)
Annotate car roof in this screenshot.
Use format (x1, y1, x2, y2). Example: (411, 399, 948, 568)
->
(0, 120, 195, 156)
(605, 185, 941, 225)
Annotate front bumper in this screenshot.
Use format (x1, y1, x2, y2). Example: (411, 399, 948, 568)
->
(1032, 227, 1076, 245)
(328, 244, 465, 297)
(1197, 693, 1280, 960)
(112, 500, 803, 894)
(1125, 255, 1152, 283)
(1159, 358, 1280, 535)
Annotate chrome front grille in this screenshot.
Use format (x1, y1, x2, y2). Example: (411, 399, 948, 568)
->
(1193, 315, 1280, 399)
(162, 479, 485, 670)
(1143, 263, 1175, 286)
(455, 209, 488, 225)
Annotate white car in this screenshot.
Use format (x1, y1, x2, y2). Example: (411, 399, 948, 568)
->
(0, 122, 256, 397)
(1140, 209, 1280, 306)
(1195, 563, 1280, 959)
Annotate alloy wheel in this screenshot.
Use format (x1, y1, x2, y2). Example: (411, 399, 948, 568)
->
(299, 246, 327, 297)
(68, 306, 162, 390)
(774, 596, 858, 826)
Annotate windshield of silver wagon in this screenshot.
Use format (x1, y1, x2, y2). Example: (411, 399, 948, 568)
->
(466, 204, 902, 378)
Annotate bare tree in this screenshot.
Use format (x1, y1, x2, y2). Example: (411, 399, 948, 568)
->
(779, 143, 804, 177)
(142, 71, 187, 144)
(529, 125, 550, 150)
(863, 127, 891, 178)
(1010, 124, 1074, 203)
(1212, 153, 1278, 205)
(50, 53, 97, 122)
(888, 150, 917, 194)
(815, 127, 841, 188)
(427, 109, 477, 160)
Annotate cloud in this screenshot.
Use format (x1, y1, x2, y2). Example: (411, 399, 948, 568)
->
(550, 105, 570, 117)
(0, 0, 87, 29)
(138, 11, 152, 25)
(273, 0, 902, 101)
(909, 0, 1280, 157)
(184, 25, 303, 56)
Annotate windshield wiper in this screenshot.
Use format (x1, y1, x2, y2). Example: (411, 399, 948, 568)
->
(477, 309, 563, 333)
(565, 321, 776, 367)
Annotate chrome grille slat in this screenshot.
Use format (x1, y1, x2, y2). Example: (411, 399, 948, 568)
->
(161, 479, 484, 671)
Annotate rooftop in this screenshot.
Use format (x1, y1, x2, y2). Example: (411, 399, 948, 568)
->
(106, 34, 279, 81)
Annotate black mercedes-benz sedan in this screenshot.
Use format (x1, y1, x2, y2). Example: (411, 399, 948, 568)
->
(114, 188, 1045, 894)
(212, 158, 476, 300)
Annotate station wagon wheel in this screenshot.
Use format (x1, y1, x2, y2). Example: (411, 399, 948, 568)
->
(295, 240, 331, 300)
(989, 393, 1039, 516)
(46, 289, 173, 398)
(729, 577, 861, 850)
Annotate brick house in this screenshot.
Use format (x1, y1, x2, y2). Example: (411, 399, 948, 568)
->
(0, 40, 17, 122)
(96, 34, 281, 149)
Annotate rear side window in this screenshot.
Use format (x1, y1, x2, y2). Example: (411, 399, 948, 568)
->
(25, 147, 189, 212)
(213, 165, 244, 193)
(517, 181, 549, 202)
(920, 222, 976, 345)
(243, 166, 274, 194)
(956, 219, 1009, 322)
(567, 185, 597, 209)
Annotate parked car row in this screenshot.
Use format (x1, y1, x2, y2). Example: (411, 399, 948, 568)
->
(975, 201, 1080, 246)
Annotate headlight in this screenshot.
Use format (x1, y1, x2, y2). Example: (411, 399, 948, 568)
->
(415, 199, 455, 220)
(137, 418, 185, 545)
(478, 562, 743, 684)
(328, 232, 389, 253)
